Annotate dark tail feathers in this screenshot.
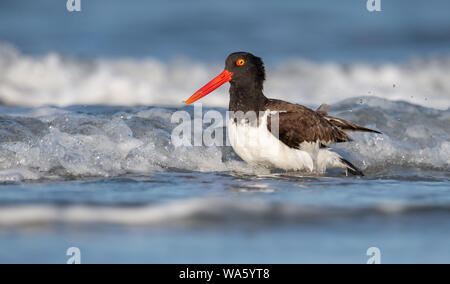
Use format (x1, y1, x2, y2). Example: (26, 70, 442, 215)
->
(323, 116, 382, 135)
(316, 104, 382, 134)
(340, 158, 365, 176)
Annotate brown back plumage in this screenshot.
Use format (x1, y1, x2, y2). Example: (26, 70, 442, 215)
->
(266, 100, 381, 149)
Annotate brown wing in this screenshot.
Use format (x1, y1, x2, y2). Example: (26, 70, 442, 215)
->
(266, 99, 351, 149)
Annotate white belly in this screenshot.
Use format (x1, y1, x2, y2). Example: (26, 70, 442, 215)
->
(227, 113, 314, 171)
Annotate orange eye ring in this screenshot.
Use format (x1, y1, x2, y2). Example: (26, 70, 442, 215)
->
(236, 59, 245, 66)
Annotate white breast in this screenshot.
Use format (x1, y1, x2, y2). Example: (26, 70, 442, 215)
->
(227, 111, 314, 171)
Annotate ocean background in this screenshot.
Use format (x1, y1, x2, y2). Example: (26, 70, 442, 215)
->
(0, 0, 449, 263)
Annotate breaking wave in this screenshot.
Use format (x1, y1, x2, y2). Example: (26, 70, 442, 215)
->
(0, 44, 449, 110)
(0, 97, 448, 182)
(1, 198, 450, 228)
(0, 44, 448, 181)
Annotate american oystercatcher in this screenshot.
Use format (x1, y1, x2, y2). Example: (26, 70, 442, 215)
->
(185, 52, 381, 176)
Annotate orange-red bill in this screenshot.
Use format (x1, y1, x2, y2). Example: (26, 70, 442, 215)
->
(185, 70, 234, 104)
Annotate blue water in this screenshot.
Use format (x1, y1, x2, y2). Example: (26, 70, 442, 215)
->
(0, 1, 450, 264)
(1, 173, 450, 264)
(0, 102, 448, 264)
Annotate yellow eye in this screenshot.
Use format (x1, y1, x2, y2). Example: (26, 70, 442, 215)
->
(236, 59, 245, 66)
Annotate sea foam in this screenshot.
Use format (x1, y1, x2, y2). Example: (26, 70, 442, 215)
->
(0, 44, 449, 110)
(0, 97, 448, 182)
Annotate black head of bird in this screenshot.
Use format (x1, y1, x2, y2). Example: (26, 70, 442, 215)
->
(185, 52, 266, 105)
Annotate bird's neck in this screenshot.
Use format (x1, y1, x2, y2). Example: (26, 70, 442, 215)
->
(229, 84, 268, 113)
